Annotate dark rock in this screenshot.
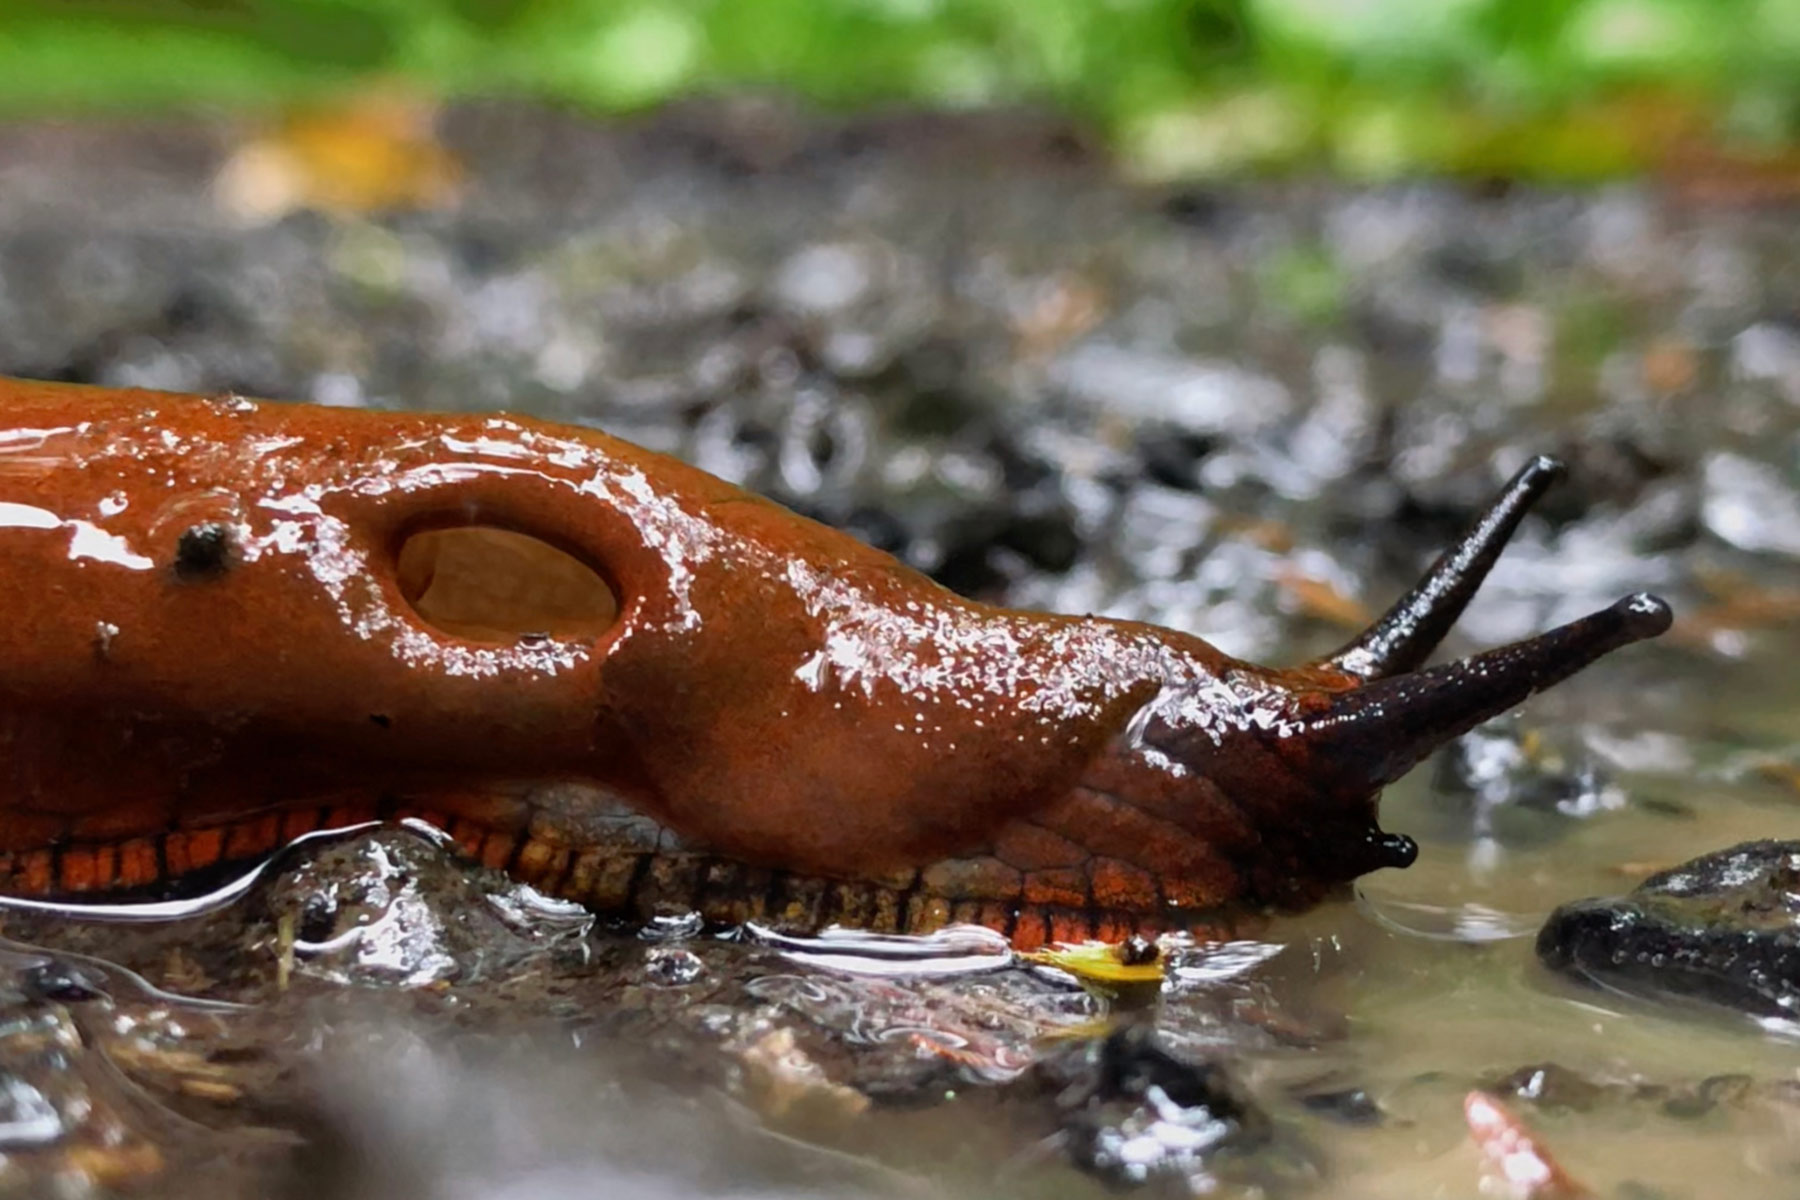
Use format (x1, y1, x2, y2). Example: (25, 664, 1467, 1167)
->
(1158, 188, 1231, 231)
(1426, 240, 1520, 296)
(1485, 1062, 1630, 1113)
(1136, 425, 1217, 492)
(257, 827, 595, 989)
(1039, 1024, 1272, 1190)
(1662, 1074, 1754, 1119)
(1485, 1062, 1771, 1122)
(1293, 1086, 1383, 1125)
(930, 503, 1080, 597)
(1537, 840, 1800, 1022)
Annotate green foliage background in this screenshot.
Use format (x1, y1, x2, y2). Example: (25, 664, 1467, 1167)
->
(0, 0, 1795, 176)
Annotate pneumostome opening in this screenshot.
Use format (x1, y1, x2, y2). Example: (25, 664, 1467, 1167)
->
(396, 526, 618, 643)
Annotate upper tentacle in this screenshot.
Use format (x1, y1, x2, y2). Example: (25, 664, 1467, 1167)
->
(1322, 455, 1565, 680)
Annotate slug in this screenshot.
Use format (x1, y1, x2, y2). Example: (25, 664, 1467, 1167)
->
(0, 376, 1671, 947)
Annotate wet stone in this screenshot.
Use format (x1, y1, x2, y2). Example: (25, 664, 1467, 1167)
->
(0, 954, 244, 1186)
(641, 946, 705, 987)
(1484, 1062, 1778, 1123)
(1701, 452, 1800, 559)
(1293, 1086, 1383, 1126)
(1537, 840, 1800, 1022)
(263, 827, 596, 989)
(1032, 1024, 1275, 1191)
(20, 961, 107, 1005)
(1491, 1063, 1616, 1112)
(1662, 1074, 1755, 1119)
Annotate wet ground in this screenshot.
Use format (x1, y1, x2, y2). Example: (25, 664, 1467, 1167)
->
(0, 97, 1798, 1197)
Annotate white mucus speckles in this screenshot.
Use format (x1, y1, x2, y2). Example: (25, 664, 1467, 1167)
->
(1123, 700, 1188, 777)
(778, 557, 1203, 734)
(240, 434, 306, 460)
(66, 521, 153, 570)
(356, 461, 499, 496)
(439, 432, 538, 461)
(544, 442, 588, 470)
(581, 464, 722, 634)
(0, 500, 154, 570)
(0, 502, 60, 530)
(0, 426, 74, 449)
(1134, 665, 1306, 754)
(794, 651, 828, 690)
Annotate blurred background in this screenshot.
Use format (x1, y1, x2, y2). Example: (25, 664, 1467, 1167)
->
(1, 0, 1796, 181)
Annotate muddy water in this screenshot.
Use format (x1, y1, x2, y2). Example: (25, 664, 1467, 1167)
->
(1323, 784, 1800, 1196)
(0, 100, 1798, 1198)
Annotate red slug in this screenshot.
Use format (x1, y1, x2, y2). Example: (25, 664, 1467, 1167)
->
(0, 376, 1670, 947)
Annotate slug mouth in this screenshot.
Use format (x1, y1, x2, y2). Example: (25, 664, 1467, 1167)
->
(1131, 458, 1673, 905)
(1116, 592, 1669, 910)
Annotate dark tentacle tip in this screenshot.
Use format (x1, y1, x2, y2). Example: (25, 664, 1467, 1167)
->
(1614, 592, 1673, 640)
(1520, 454, 1567, 487)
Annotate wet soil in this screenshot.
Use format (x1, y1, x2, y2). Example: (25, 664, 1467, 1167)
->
(1, 98, 1799, 1198)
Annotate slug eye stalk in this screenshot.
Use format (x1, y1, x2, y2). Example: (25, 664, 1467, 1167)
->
(1301, 591, 1671, 796)
(1304, 454, 1672, 789)
(1296, 454, 1673, 794)
(1323, 455, 1568, 681)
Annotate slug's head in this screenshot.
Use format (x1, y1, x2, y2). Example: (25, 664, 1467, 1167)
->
(1059, 457, 1672, 913)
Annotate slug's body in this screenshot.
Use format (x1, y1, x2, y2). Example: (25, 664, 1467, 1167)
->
(0, 377, 1669, 946)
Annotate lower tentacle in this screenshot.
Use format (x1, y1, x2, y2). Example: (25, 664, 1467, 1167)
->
(1302, 592, 1673, 794)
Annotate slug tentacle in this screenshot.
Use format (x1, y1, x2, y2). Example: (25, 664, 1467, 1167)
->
(1102, 465, 1669, 920)
(1303, 591, 1672, 794)
(1323, 455, 1565, 680)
